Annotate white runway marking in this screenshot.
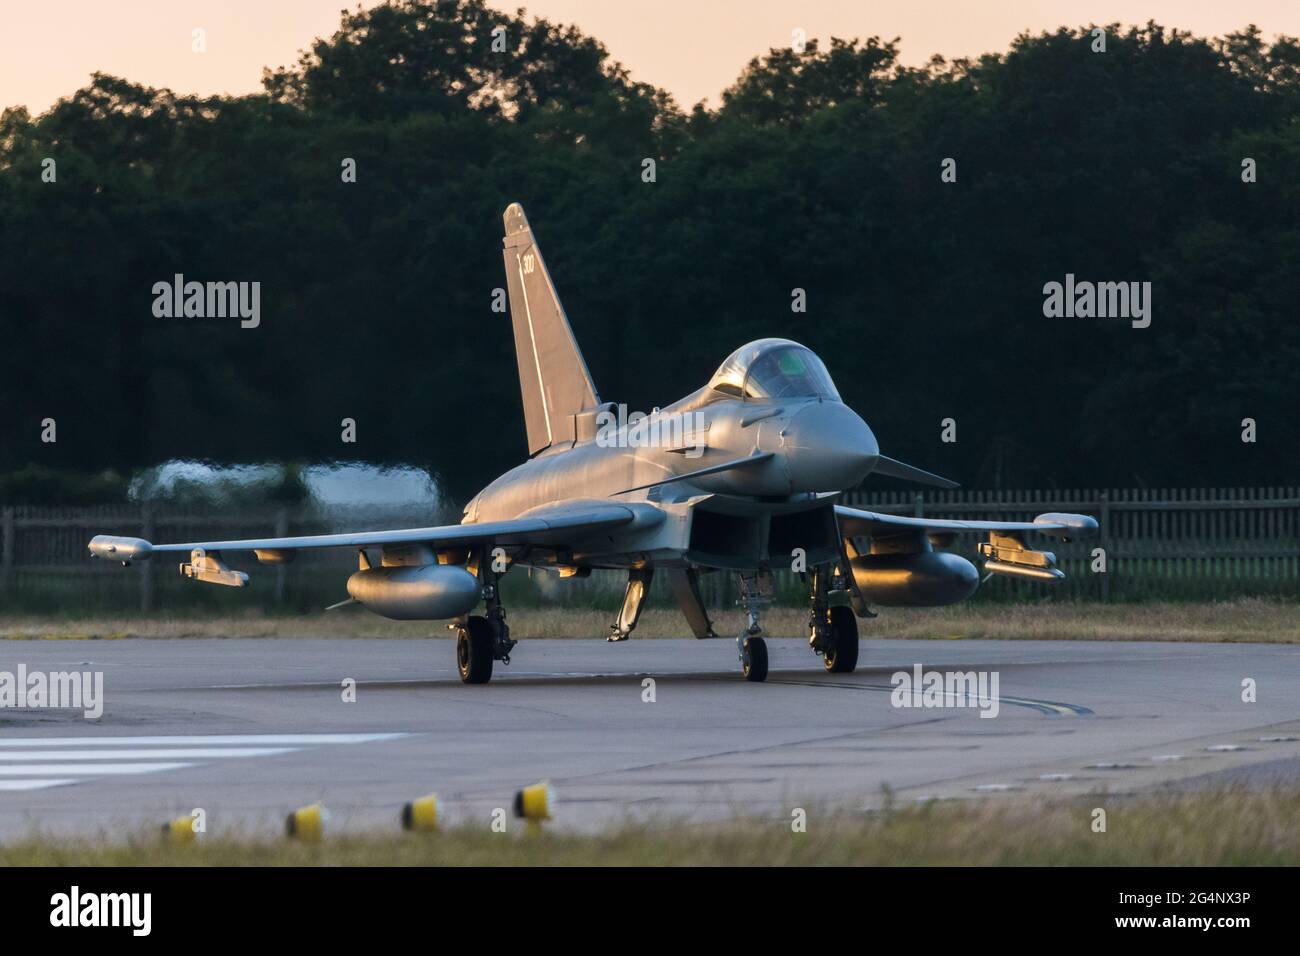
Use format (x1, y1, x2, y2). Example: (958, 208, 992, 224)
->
(0, 779, 78, 791)
(0, 748, 295, 761)
(0, 733, 405, 747)
(0, 763, 195, 776)
(0, 733, 407, 791)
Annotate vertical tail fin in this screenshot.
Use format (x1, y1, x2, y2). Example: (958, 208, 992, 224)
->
(502, 203, 600, 455)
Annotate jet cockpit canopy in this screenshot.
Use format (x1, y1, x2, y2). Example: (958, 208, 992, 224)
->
(708, 338, 840, 401)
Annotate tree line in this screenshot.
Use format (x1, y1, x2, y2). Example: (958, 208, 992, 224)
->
(1, 0, 1296, 506)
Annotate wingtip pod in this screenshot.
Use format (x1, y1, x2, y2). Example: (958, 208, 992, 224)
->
(503, 201, 529, 237)
(88, 535, 153, 562)
(1033, 513, 1099, 539)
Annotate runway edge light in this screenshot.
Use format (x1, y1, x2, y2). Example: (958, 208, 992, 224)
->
(401, 793, 440, 832)
(286, 803, 327, 842)
(514, 781, 555, 827)
(161, 816, 198, 845)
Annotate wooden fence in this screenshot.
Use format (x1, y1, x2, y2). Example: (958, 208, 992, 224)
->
(837, 487, 1300, 602)
(1, 488, 1298, 611)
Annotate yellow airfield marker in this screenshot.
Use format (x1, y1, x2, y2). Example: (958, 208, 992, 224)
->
(285, 803, 327, 842)
(401, 793, 441, 832)
(161, 815, 198, 845)
(513, 781, 555, 833)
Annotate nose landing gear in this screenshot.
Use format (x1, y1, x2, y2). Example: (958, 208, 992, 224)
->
(741, 635, 768, 682)
(737, 570, 772, 682)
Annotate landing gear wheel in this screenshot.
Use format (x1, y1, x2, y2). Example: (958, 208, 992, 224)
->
(823, 605, 859, 673)
(457, 615, 495, 684)
(742, 636, 769, 682)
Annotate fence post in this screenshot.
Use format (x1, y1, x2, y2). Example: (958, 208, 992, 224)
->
(913, 493, 924, 519)
(1, 506, 13, 595)
(140, 506, 155, 613)
(1098, 492, 1110, 603)
(274, 508, 289, 605)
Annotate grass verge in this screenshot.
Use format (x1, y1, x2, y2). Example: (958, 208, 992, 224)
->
(4, 789, 1296, 865)
(2, 598, 1298, 642)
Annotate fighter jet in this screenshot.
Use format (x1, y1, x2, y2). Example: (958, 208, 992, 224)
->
(89, 203, 1098, 684)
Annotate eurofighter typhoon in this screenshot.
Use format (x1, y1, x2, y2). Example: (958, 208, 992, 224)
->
(90, 204, 1098, 684)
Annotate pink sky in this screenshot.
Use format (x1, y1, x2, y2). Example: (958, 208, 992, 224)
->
(3, 1, 1298, 115)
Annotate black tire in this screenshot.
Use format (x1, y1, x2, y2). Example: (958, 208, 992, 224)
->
(742, 636, 769, 682)
(823, 605, 859, 673)
(457, 615, 495, 684)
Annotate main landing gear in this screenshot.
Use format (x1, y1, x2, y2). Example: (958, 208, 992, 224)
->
(455, 566, 516, 685)
(807, 564, 859, 673)
(456, 615, 496, 684)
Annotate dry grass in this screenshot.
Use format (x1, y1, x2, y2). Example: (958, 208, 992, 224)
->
(503, 599, 1300, 643)
(2, 598, 1298, 643)
(4, 789, 1297, 866)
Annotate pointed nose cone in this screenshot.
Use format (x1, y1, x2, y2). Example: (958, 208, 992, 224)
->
(782, 402, 879, 492)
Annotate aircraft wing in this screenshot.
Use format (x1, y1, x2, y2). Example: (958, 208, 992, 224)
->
(835, 505, 1098, 540)
(837, 509, 1102, 582)
(88, 502, 661, 565)
(835, 505, 1098, 583)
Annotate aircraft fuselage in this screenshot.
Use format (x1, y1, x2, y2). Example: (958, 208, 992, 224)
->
(465, 386, 879, 572)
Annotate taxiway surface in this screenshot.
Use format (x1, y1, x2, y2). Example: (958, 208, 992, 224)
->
(1, 637, 1297, 838)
